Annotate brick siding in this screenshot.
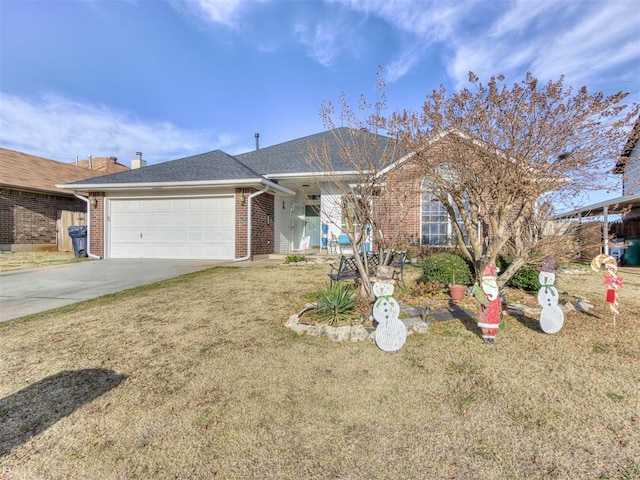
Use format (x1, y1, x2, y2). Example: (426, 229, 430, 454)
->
(0, 188, 85, 246)
(379, 162, 423, 247)
(235, 188, 275, 258)
(89, 193, 105, 257)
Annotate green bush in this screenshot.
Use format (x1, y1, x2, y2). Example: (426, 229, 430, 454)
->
(421, 252, 472, 286)
(285, 254, 305, 264)
(507, 268, 540, 291)
(311, 282, 357, 326)
(496, 255, 540, 291)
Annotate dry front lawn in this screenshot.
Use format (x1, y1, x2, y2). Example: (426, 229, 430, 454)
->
(0, 252, 87, 272)
(1, 264, 639, 479)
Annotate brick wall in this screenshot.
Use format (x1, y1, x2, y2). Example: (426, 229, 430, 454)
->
(89, 192, 105, 257)
(379, 162, 423, 247)
(251, 192, 274, 256)
(0, 188, 85, 246)
(235, 188, 275, 258)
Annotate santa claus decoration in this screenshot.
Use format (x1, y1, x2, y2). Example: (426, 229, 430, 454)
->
(473, 263, 503, 344)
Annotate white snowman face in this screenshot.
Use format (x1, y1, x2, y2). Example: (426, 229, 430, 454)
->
(538, 272, 556, 286)
(373, 282, 394, 297)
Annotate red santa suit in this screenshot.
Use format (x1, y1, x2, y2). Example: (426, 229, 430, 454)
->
(475, 264, 502, 344)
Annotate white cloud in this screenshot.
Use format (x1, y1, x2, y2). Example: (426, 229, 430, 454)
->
(445, 0, 640, 90)
(386, 47, 422, 83)
(339, 0, 470, 39)
(178, 0, 245, 29)
(337, 0, 476, 82)
(488, 0, 569, 38)
(294, 20, 343, 67)
(530, 1, 640, 85)
(0, 93, 238, 165)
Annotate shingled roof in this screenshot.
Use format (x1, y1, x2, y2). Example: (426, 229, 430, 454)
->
(64, 150, 263, 185)
(61, 129, 406, 190)
(0, 148, 111, 195)
(236, 128, 404, 175)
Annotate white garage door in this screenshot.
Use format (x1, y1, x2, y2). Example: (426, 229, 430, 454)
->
(109, 196, 235, 259)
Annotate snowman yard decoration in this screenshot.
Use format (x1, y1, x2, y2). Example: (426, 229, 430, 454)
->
(537, 257, 564, 334)
(373, 266, 407, 352)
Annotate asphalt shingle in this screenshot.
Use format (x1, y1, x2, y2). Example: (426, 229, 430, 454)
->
(64, 128, 406, 186)
(66, 150, 262, 185)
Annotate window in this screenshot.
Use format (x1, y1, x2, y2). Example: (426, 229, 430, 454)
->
(421, 179, 469, 247)
(421, 191, 451, 246)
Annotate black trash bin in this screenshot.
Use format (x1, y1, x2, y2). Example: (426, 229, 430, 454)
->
(68, 226, 88, 258)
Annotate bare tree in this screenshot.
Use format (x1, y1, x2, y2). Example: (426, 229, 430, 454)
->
(385, 72, 639, 285)
(305, 74, 416, 299)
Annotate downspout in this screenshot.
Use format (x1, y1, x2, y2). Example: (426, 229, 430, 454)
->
(234, 185, 270, 262)
(73, 193, 101, 259)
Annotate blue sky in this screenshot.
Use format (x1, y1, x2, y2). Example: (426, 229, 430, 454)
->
(1, 0, 639, 207)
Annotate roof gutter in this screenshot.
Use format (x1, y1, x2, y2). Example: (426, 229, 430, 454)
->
(73, 193, 101, 259)
(57, 178, 295, 196)
(234, 185, 270, 262)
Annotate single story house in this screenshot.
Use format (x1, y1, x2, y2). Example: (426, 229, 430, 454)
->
(59, 128, 464, 261)
(0, 148, 128, 252)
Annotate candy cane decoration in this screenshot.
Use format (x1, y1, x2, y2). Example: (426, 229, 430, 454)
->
(590, 254, 623, 326)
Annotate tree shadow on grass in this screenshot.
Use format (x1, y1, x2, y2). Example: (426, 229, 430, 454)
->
(447, 301, 484, 339)
(427, 301, 484, 340)
(509, 311, 544, 333)
(0, 369, 127, 457)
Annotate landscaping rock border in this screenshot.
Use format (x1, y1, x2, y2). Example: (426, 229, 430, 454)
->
(285, 303, 429, 343)
(287, 293, 595, 342)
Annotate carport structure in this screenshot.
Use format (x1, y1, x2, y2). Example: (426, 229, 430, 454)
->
(555, 192, 640, 262)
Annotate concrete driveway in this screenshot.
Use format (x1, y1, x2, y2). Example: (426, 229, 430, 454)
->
(0, 259, 226, 323)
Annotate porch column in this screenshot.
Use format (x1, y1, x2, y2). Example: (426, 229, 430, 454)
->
(602, 205, 609, 255)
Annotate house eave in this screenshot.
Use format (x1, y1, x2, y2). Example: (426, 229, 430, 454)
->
(1, 182, 78, 197)
(264, 171, 365, 179)
(57, 178, 295, 196)
(554, 192, 640, 219)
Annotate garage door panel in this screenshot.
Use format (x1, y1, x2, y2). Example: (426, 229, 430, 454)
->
(109, 196, 235, 259)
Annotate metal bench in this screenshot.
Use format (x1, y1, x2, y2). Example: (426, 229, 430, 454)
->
(384, 249, 408, 288)
(328, 252, 379, 284)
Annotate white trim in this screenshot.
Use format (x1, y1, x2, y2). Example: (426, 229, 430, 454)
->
(58, 178, 295, 196)
(265, 171, 363, 179)
(105, 193, 234, 200)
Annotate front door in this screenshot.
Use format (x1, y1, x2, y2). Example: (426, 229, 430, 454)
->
(305, 205, 321, 248)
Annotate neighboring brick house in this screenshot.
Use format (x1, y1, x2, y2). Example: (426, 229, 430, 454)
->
(0, 149, 128, 252)
(59, 129, 477, 260)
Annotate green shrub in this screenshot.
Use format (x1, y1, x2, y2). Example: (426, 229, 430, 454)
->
(507, 268, 540, 291)
(421, 252, 472, 286)
(496, 255, 540, 291)
(311, 282, 357, 326)
(285, 254, 305, 264)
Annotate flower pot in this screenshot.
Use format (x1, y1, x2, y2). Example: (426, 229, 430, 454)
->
(449, 284, 467, 301)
